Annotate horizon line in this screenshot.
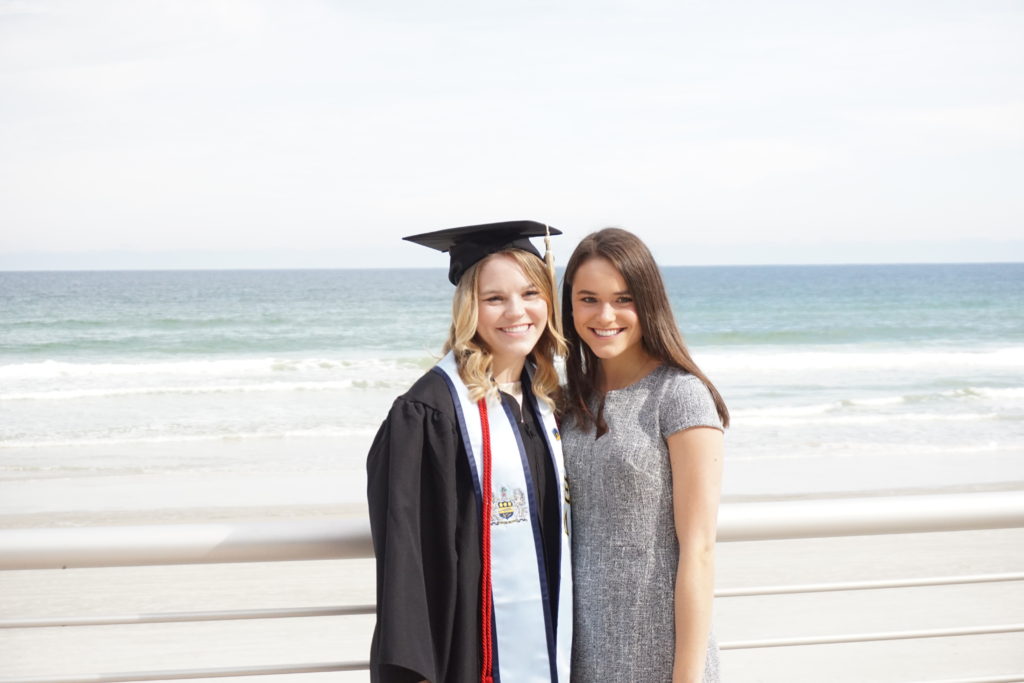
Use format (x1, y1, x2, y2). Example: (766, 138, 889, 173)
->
(3, 260, 1023, 274)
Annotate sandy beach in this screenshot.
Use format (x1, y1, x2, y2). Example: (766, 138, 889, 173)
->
(2, 499, 1022, 683)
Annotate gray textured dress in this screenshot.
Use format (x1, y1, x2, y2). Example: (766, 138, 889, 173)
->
(564, 366, 722, 683)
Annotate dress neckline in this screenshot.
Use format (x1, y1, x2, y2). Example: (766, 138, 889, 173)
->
(604, 364, 664, 394)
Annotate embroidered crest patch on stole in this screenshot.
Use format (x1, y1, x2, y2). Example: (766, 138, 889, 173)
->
(490, 486, 528, 525)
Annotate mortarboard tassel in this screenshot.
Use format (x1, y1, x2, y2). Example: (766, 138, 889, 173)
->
(543, 224, 561, 334)
(544, 224, 557, 295)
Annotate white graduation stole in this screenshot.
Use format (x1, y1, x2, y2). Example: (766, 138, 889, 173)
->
(434, 352, 572, 683)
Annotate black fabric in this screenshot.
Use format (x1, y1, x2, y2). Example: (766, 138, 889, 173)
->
(367, 369, 561, 683)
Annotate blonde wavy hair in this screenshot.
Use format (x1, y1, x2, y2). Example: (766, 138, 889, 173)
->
(443, 249, 566, 408)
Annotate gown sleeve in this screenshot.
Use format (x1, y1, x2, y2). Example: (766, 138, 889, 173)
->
(367, 395, 464, 683)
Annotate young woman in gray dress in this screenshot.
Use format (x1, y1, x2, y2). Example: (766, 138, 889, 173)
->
(560, 228, 730, 683)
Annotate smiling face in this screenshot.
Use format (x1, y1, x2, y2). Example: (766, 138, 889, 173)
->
(571, 256, 646, 363)
(474, 252, 548, 380)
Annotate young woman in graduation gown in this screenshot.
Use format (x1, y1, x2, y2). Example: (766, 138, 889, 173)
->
(367, 221, 573, 683)
(560, 228, 729, 683)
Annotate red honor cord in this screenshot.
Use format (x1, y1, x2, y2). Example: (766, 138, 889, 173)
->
(476, 398, 494, 683)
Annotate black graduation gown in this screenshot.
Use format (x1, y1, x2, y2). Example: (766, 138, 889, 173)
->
(367, 368, 561, 683)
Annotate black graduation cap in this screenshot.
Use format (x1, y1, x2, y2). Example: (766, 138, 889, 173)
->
(404, 220, 561, 285)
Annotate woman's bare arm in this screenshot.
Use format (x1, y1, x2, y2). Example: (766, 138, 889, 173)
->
(668, 426, 723, 683)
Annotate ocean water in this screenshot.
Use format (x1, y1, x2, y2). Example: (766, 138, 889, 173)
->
(1, 264, 1022, 513)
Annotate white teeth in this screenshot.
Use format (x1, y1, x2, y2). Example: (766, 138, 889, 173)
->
(592, 328, 622, 337)
(501, 324, 530, 333)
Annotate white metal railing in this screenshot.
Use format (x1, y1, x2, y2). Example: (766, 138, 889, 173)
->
(4, 491, 1022, 572)
(0, 518, 372, 571)
(715, 571, 1024, 597)
(0, 663, 369, 683)
(0, 605, 376, 630)
(4, 572, 1023, 630)
(719, 623, 1024, 650)
(1, 491, 1022, 683)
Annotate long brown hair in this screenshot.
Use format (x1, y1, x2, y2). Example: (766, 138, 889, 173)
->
(444, 249, 566, 408)
(560, 227, 729, 435)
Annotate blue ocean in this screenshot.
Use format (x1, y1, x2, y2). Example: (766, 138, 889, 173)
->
(1, 264, 1022, 513)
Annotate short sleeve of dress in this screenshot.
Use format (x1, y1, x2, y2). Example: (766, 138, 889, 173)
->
(659, 370, 723, 439)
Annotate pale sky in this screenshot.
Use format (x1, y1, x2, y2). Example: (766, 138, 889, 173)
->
(1, 0, 1022, 269)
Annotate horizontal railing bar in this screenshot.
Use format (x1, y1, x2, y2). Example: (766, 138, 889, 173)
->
(2, 666, 1022, 683)
(0, 661, 367, 683)
(0, 518, 372, 570)
(9, 570, 1021, 629)
(719, 623, 1024, 649)
(916, 676, 1024, 683)
(2, 492, 1021, 570)
(716, 571, 1024, 597)
(716, 491, 1024, 542)
(0, 604, 376, 629)
(5, 625, 1022, 683)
